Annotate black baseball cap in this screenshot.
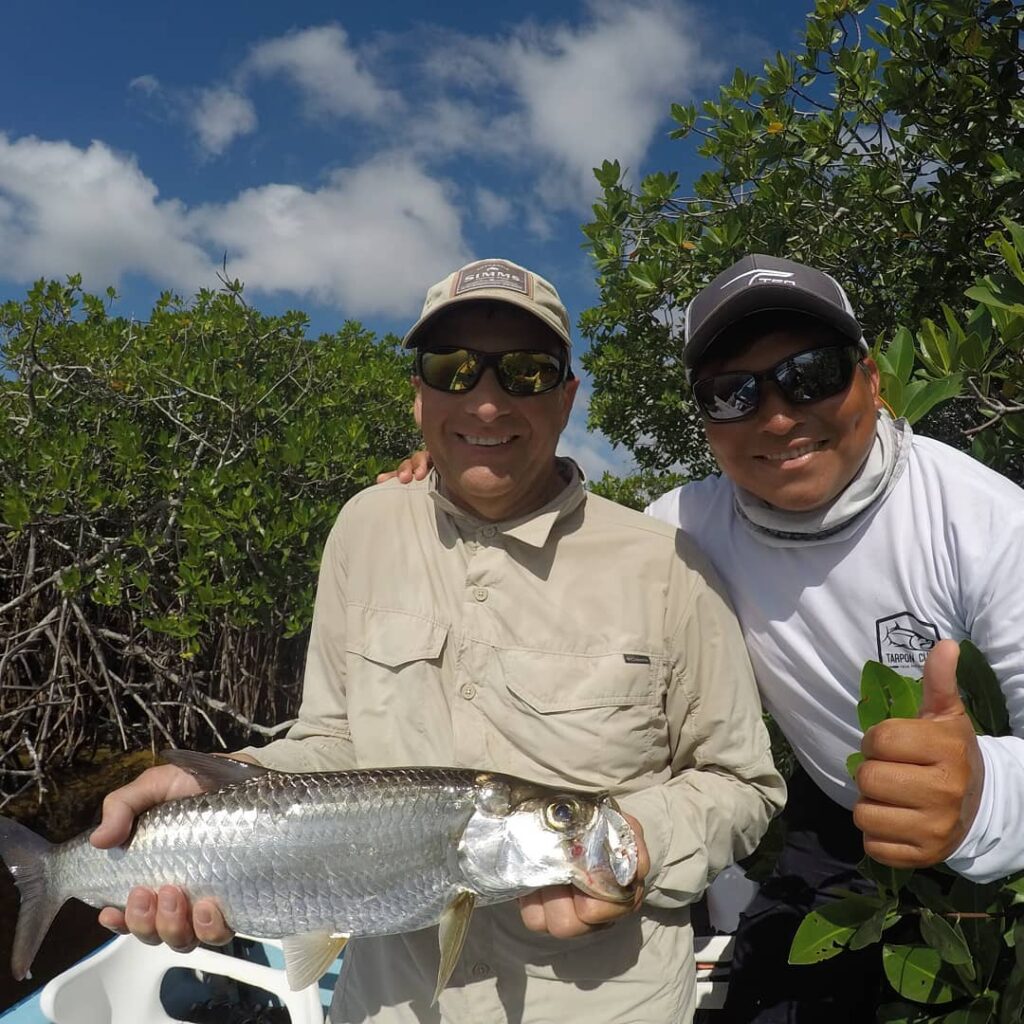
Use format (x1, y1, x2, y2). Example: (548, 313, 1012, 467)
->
(683, 254, 866, 372)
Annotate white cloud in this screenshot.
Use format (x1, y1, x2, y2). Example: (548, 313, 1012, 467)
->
(190, 154, 469, 315)
(474, 187, 513, 228)
(192, 87, 258, 155)
(128, 74, 161, 96)
(244, 25, 400, 122)
(411, 2, 716, 210)
(0, 135, 468, 318)
(504, 1, 710, 199)
(0, 134, 211, 292)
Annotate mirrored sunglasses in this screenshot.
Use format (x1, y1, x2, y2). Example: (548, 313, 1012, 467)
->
(693, 344, 862, 423)
(417, 346, 570, 396)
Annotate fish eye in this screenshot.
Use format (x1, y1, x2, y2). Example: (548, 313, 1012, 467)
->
(544, 799, 581, 832)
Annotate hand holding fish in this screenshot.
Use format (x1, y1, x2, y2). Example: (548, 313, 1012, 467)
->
(518, 813, 647, 938)
(89, 759, 236, 951)
(854, 639, 985, 868)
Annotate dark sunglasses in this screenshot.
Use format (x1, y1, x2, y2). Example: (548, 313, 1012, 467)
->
(417, 346, 570, 396)
(692, 344, 862, 422)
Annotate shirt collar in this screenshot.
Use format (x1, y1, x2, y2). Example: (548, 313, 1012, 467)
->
(427, 458, 586, 548)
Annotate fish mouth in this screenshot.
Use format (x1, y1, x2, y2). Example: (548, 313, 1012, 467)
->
(572, 869, 639, 904)
(569, 804, 639, 903)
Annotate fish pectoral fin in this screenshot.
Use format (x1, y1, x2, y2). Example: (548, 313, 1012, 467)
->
(161, 749, 269, 791)
(281, 931, 349, 992)
(433, 891, 476, 1004)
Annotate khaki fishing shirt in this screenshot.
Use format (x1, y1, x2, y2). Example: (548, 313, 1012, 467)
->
(247, 463, 784, 1024)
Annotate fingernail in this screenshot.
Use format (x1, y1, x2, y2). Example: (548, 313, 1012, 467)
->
(195, 907, 213, 927)
(158, 889, 178, 913)
(128, 891, 153, 914)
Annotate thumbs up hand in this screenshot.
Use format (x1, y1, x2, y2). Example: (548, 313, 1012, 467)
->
(854, 640, 985, 868)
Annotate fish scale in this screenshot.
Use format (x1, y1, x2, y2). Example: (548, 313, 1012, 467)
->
(51, 767, 481, 937)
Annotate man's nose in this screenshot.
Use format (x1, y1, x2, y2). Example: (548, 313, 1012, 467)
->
(467, 367, 510, 421)
(756, 382, 804, 434)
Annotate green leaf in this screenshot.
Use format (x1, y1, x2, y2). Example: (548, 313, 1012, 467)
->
(1000, 954, 1024, 1024)
(859, 857, 914, 896)
(857, 661, 922, 731)
(956, 639, 1010, 737)
(882, 944, 966, 1004)
(876, 1001, 939, 1024)
(901, 374, 962, 425)
(1003, 873, 1024, 897)
(886, 326, 916, 383)
(919, 909, 973, 970)
(789, 893, 888, 964)
(936, 993, 997, 1023)
(917, 319, 953, 376)
(849, 898, 899, 950)
(2, 491, 31, 530)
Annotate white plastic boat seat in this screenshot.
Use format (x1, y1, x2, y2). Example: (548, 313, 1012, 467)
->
(36, 930, 733, 1020)
(38, 934, 326, 1024)
(693, 933, 735, 1011)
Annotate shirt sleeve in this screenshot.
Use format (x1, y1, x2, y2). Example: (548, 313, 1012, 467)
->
(945, 737, 1024, 881)
(616, 534, 786, 908)
(236, 513, 357, 773)
(944, 500, 1024, 881)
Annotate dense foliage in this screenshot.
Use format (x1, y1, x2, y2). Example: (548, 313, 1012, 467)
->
(581, 0, 1024, 480)
(0, 277, 418, 802)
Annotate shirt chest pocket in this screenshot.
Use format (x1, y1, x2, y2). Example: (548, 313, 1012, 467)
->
(494, 647, 667, 785)
(345, 604, 448, 668)
(344, 606, 451, 762)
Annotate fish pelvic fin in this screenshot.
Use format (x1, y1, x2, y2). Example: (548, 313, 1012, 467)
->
(434, 890, 476, 1004)
(160, 750, 268, 792)
(281, 932, 348, 992)
(0, 816, 62, 981)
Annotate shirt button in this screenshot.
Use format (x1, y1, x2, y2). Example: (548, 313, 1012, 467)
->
(481, 526, 496, 538)
(473, 587, 488, 602)
(460, 683, 477, 701)
(471, 961, 490, 977)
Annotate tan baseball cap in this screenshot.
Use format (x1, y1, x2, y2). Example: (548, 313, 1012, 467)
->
(402, 258, 572, 350)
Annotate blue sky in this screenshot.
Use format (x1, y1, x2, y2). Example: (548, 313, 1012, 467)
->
(0, 0, 816, 478)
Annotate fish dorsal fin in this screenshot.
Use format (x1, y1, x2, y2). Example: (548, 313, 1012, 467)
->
(281, 932, 349, 992)
(160, 750, 269, 792)
(434, 890, 476, 1004)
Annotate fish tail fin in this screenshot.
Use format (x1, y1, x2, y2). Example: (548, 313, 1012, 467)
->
(0, 815, 63, 980)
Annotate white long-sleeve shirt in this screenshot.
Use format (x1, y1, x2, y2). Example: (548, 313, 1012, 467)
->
(646, 434, 1024, 882)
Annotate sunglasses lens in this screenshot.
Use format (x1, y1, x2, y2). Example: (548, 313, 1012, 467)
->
(778, 347, 856, 403)
(695, 345, 859, 422)
(497, 351, 565, 395)
(419, 348, 482, 392)
(693, 373, 760, 421)
(420, 348, 565, 395)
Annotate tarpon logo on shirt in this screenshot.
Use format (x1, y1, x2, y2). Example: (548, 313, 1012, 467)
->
(876, 612, 938, 669)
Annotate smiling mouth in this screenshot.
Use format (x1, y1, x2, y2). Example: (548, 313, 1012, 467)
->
(460, 434, 516, 447)
(758, 441, 828, 463)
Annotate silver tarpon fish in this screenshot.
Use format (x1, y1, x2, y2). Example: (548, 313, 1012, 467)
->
(0, 751, 639, 999)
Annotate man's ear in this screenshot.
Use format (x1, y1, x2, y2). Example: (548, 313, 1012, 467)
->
(860, 357, 882, 405)
(559, 375, 580, 429)
(412, 375, 423, 430)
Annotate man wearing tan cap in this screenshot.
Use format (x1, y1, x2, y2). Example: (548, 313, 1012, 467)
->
(89, 258, 784, 1023)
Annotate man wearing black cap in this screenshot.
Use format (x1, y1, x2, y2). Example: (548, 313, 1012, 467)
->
(645, 253, 1024, 1020)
